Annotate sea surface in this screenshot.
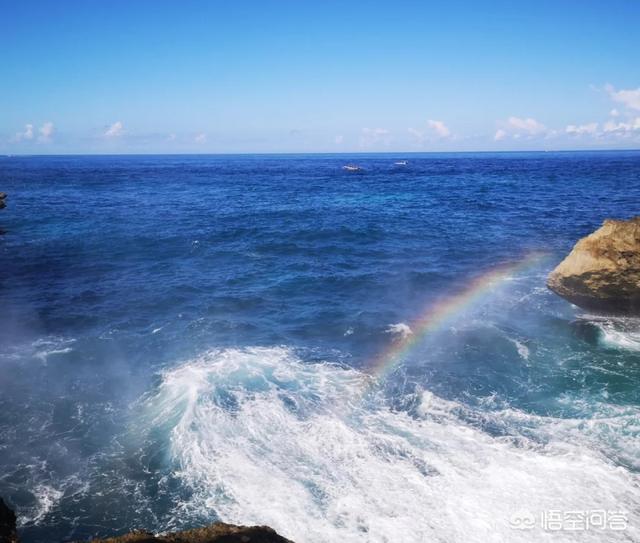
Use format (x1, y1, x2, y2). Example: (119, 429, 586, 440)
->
(1, 152, 639, 542)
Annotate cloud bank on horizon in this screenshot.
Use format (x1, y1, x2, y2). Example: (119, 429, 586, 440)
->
(1, 1, 639, 154)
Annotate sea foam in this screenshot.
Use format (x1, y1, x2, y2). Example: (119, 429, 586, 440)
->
(597, 320, 640, 352)
(141, 347, 640, 543)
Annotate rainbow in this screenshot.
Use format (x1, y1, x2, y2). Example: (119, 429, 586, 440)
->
(368, 252, 548, 380)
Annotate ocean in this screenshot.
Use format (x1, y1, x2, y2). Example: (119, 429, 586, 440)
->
(1, 152, 639, 542)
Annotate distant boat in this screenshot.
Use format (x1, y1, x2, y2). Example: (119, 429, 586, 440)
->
(343, 164, 361, 171)
(394, 160, 408, 165)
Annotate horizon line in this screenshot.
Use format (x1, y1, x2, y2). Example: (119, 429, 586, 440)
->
(2, 148, 640, 158)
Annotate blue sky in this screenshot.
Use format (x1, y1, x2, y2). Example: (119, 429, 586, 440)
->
(1, 0, 639, 154)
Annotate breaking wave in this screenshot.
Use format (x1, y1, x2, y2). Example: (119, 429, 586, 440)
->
(591, 317, 640, 352)
(139, 347, 640, 543)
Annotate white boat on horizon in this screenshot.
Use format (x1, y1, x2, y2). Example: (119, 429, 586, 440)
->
(394, 160, 408, 165)
(342, 164, 362, 171)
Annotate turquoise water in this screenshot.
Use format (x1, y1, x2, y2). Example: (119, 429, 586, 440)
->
(0, 152, 639, 542)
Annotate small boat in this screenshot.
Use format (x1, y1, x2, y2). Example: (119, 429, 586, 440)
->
(343, 164, 361, 171)
(394, 160, 408, 166)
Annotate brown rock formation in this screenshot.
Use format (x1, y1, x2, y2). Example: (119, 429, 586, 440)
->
(84, 523, 294, 543)
(547, 217, 640, 314)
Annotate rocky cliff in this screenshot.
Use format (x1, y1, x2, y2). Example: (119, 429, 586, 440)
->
(547, 217, 640, 314)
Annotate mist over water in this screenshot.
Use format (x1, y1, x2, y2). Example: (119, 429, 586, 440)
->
(1, 153, 639, 542)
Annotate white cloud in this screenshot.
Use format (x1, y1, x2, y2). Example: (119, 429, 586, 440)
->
(359, 127, 390, 148)
(13, 123, 34, 142)
(334, 135, 344, 144)
(506, 116, 546, 135)
(408, 120, 452, 144)
(566, 122, 598, 136)
(194, 132, 207, 144)
(167, 133, 176, 141)
(104, 121, 124, 138)
(606, 84, 640, 112)
(610, 109, 620, 117)
(38, 122, 54, 143)
(603, 117, 640, 134)
(494, 116, 547, 141)
(11, 122, 55, 144)
(427, 119, 451, 138)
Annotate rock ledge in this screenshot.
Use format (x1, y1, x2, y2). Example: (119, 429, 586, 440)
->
(0, 497, 293, 543)
(86, 523, 294, 543)
(547, 217, 640, 314)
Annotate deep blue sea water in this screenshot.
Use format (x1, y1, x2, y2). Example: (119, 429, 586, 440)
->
(1, 152, 639, 542)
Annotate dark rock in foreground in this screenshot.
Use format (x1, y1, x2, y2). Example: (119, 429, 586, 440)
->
(83, 523, 294, 543)
(0, 498, 292, 543)
(547, 217, 640, 315)
(0, 192, 6, 210)
(0, 498, 18, 543)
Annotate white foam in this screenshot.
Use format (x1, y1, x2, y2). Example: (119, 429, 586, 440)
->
(597, 323, 640, 352)
(141, 347, 640, 543)
(32, 337, 76, 362)
(508, 338, 530, 360)
(385, 322, 413, 340)
(18, 484, 64, 526)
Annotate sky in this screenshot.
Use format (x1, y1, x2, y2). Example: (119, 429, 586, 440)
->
(1, 0, 639, 154)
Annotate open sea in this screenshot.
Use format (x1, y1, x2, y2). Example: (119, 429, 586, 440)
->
(1, 152, 639, 542)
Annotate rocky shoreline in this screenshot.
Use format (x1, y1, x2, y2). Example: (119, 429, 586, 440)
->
(0, 498, 293, 543)
(547, 216, 640, 315)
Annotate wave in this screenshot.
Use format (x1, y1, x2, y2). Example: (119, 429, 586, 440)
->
(385, 322, 413, 339)
(23, 336, 76, 363)
(27, 485, 64, 525)
(572, 315, 640, 352)
(15, 481, 65, 528)
(139, 347, 640, 543)
(506, 337, 530, 360)
(595, 319, 640, 352)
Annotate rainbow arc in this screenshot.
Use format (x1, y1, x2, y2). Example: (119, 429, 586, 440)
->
(368, 252, 548, 380)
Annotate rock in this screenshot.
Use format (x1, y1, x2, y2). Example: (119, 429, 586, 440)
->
(0, 498, 18, 543)
(547, 217, 640, 314)
(0, 498, 293, 543)
(0, 193, 5, 210)
(80, 523, 295, 543)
